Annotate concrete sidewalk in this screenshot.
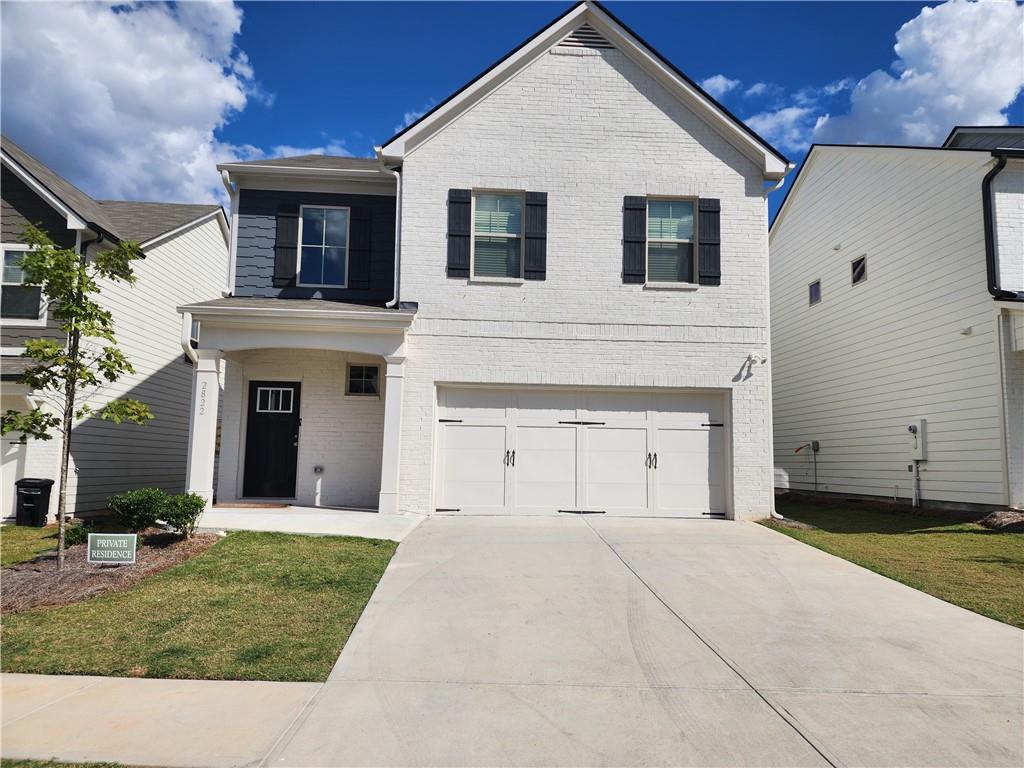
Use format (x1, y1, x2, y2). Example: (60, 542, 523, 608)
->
(197, 505, 424, 541)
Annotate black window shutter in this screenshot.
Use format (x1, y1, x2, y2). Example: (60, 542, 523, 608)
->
(273, 203, 300, 287)
(523, 191, 547, 280)
(622, 196, 646, 284)
(698, 198, 721, 286)
(446, 189, 471, 278)
(347, 206, 372, 290)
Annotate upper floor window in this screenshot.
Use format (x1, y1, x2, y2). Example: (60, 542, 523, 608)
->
(647, 199, 695, 283)
(808, 279, 822, 306)
(1, 246, 44, 322)
(299, 206, 348, 287)
(472, 192, 523, 279)
(851, 255, 867, 285)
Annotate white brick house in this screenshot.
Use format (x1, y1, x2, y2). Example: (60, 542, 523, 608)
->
(181, 1, 791, 521)
(769, 127, 1024, 511)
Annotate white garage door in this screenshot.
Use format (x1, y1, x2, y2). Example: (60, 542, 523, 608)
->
(435, 387, 726, 517)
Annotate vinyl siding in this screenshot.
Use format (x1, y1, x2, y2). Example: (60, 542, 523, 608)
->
(65, 216, 228, 511)
(233, 189, 395, 302)
(770, 147, 1007, 507)
(1, 169, 71, 347)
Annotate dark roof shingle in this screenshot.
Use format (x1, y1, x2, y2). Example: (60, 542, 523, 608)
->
(222, 154, 383, 171)
(96, 200, 221, 244)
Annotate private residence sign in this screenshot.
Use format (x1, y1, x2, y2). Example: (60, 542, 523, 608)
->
(87, 533, 137, 564)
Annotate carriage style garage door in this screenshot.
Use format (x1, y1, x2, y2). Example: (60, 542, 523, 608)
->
(435, 387, 727, 517)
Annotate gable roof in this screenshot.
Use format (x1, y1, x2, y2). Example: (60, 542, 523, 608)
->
(380, 0, 789, 177)
(96, 201, 222, 245)
(2, 136, 122, 238)
(942, 125, 1024, 150)
(222, 154, 382, 171)
(1, 135, 227, 247)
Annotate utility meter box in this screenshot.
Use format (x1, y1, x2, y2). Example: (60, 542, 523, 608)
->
(907, 419, 927, 461)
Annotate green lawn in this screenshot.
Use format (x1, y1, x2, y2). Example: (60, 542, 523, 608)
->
(1, 531, 396, 681)
(1, 525, 58, 567)
(764, 497, 1024, 628)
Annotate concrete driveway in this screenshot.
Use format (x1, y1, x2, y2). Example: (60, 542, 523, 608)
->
(270, 516, 1023, 767)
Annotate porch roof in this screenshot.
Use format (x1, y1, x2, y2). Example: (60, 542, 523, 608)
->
(179, 296, 414, 324)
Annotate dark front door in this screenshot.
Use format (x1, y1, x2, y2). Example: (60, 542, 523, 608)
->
(243, 381, 301, 498)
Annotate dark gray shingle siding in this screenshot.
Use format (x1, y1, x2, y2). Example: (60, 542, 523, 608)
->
(2, 167, 76, 248)
(234, 189, 396, 302)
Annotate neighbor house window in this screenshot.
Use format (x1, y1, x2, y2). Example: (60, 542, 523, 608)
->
(299, 206, 349, 287)
(647, 199, 695, 283)
(1, 247, 43, 321)
(851, 255, 867, 285)
(472, 192, 523, 279)
(808, 279, 822, 306)
(346, 364, 380, 396)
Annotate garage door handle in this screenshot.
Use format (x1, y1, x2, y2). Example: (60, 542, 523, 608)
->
(652, 453, 658, 469)
(510, 450, 515, 467)
(504, 450, 510, 466)
(646, 452, 651, 468)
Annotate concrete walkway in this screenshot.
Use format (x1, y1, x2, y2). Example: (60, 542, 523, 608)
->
(3, 516, 1022, 767)
(197, 505, 424, 541)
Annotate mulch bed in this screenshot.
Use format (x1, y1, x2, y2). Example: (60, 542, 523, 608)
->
(1, 530, 219, 614)
(978, 510, 1024, 533)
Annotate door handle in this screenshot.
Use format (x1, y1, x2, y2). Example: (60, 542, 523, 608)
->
(504, 450, 509, 466)
(510, 450, 515, 467)
(652, 453, 658, 469)
(645, 452, 651, 468)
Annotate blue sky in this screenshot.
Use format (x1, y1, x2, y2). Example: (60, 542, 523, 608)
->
(2, 1, 1022, 219)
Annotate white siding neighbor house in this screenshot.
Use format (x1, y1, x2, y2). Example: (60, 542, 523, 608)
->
(1, 137, 230, 521)
(180, 1, 792, 521)
(769, 126, 1024, 511)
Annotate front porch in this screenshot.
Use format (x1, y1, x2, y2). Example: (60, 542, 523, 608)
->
(177, 297, 415, 515)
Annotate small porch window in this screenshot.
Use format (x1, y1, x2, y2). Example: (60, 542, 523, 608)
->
(346, 364, 380, 396)
(1, 247, 44, 322)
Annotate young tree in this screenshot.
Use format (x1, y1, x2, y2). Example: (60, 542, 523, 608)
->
(1, 225, 152, 569)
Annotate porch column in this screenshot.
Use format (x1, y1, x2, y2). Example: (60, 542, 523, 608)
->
(185, 349, 222, 508)
(378, 355, 405, 514)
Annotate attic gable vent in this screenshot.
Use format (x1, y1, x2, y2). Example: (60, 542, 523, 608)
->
(558, 23, 614, 50)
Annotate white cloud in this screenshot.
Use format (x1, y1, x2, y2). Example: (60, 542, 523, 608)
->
(700, 74, 741, 99)
(814, 0, 1024, 145)
(744, 82, 769, 98)
(394, 102, 437, 134)
(0, 1, 342, 205)
(746, 107, 824, 153)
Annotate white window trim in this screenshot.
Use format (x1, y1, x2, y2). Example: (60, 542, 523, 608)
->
(470, 190, 525, 283)
(644, 196, 699, 289)
(1, 243, 48, 327)
(808, 278, 822, 307)
(345, 362, 381, 398)
(851, 254, 868, 287)
(296, 205, 350, 289)
(255, 385, 295, 413)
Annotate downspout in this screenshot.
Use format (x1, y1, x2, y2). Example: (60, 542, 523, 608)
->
(221, 170, 238, 297)
(982, 152, 1013, 299)
(375, 147, 402, 308)
(180, 311, 197, 365)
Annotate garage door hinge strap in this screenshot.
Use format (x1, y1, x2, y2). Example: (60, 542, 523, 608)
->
(435, 508, 461, 512)
(558, 420, 606, 425)
(702, 423, 724, 427)
(438, 418, 463, 423)
(558, 509, 606, 514)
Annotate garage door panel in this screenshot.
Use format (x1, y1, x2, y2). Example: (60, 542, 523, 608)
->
(583, 427, 649, 513)
(655, 428, 725, 516)
(514, 391, 578, 424)
(439, 424, 507, 511)
(514, 426, 577, 512)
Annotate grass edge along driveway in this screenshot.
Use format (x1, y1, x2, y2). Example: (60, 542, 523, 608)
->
(763, 498, 1024, 629)
(1, 531, 397, 681)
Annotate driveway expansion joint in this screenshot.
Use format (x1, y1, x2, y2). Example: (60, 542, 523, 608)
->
(583, 517, 844, 768)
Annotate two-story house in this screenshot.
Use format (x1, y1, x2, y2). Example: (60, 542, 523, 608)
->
(180, 1, 791, 520)
(769, 126, 1023, 511)
(1, 137, 230, 520)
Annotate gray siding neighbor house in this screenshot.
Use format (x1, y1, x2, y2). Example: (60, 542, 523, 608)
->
(1, 137, 230, 520)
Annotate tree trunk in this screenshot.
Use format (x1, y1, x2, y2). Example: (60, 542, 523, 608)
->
(55, 334, 79, 571)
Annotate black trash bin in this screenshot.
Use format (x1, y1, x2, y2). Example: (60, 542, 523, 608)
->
(15, 478, 55, 527)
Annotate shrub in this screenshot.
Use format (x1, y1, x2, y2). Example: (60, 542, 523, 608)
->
(108, 488, 168, 532)
(163, 493, 206, 538)
(63, 521, 89, 547)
